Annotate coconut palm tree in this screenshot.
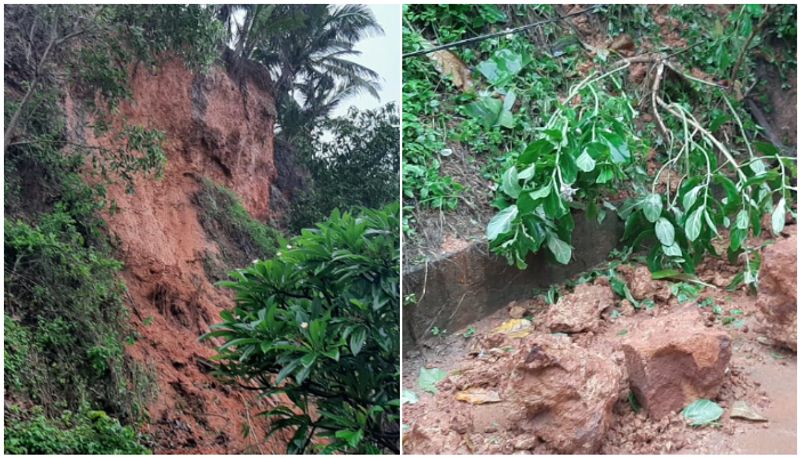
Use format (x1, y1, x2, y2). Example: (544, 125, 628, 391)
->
(218, 4, 383, 135)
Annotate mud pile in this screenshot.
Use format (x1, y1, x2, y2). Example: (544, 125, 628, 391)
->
(404, 223, 797, 454)
(65, 59, 289, 453)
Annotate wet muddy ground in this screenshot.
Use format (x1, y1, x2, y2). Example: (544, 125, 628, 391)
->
(402, 228, 796, 455)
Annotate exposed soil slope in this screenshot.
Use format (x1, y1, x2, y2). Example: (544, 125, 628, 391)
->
(65, 59, 287, 453)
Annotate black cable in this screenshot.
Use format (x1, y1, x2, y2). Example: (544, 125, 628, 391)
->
(402, 5, 604, 59)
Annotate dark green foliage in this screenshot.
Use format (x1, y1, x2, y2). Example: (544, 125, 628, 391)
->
(667, 4, 796, 81)
(194, 178, 284, 269)
(288, 105, 400, 232)
(108, 5, 223, 71)
(4, 406, 150, 454)
(487, 71, 643, 268)
(204, 204, 400, 454)
(405, 4, 510, 43)
(4, 211, 155, 421)
(3, 315, 31, 391)
(402, 4, 584, 227)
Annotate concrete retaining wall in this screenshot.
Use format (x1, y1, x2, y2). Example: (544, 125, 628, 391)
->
(402, 212, 624, 352)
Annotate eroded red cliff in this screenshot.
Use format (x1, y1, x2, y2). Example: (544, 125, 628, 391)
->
(67, 59, 287, 453)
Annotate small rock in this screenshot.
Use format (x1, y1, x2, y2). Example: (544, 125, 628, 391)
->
(508, 304, 526, 319)
(619, 299, 636, 316)
(712, 272, 730, 288)
(629, 63, 647, 84)
(544, 283, 615, 333)
(513, 437, 538, 450)
(608, 34, 635, 56)
(629, 266, 658, 300)
(622, 307, 732, 419)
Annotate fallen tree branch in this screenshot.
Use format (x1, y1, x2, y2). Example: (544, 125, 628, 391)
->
(656, 96, 749, 183)
(651, 60, 671, 142)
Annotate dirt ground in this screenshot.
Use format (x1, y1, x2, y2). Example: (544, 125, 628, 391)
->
(402, 227, 797, 455)
(404, 143, 496, 265)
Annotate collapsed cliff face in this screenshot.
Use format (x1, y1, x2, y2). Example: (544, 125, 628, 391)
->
(66, 59, 287, 453)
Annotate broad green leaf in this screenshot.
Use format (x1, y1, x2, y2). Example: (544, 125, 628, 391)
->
(546, 235, 572, 264)
(349, 327, 367, 356)
(418, 367, 448, 394)
(335, 429, 364, 448)
(730, 227, 745, 252)
(517, 163, 536, 180)
(663, 243, 683, 257)
(655, 217, 675, 246)
(704, 210, 719, 237)
(517, 192, 536, 213)
(519, 139, 553, 165)
(529, 185, 551, 200)
(496, 90, 516, 128)
(714, 175, 740, 211)
(771, 198, 786, 235)
(463, 96, 503, 128)
(643, 194, 663, 223)
(754, 140, 780, 156)
(749, 158, 766, 176)
(559, 152, 578, 184)
(576, 151, 596, 172)
(477, 48, 528, 85)
(583, 141, 609, 159)
(601, 131, 630, 163)
(596, 166, 614, 183)
(683, 399, 724, 426)
(487, 205, 518, 241)
(735, 210, 749, 230)
(685, 206, 705, 241)
(501, 166, 521, 198)
(682, 186, 702, 212)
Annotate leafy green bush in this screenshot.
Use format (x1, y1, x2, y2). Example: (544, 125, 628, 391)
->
(4, 406, 150, 454)
(480, 5, 796, 285)
(204, 204, 400, 454)
(487, 69, 643, 268)
(3, 315, 31, 391)
(4, 210, 153, 420)
(194, 178, 284, 268)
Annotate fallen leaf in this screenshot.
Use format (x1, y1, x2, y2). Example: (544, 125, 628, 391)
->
(418, 367, 448, 394)
(490, 318, 532, 338)
(455, 387, 502, 405)
(730, 400, 767, 422)
(423, 37, 472, 91)
(402, 388, 419, 405)
(682, 399, 724, 426)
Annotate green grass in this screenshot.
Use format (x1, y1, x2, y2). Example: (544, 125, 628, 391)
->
(193, 177, 284, 269)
